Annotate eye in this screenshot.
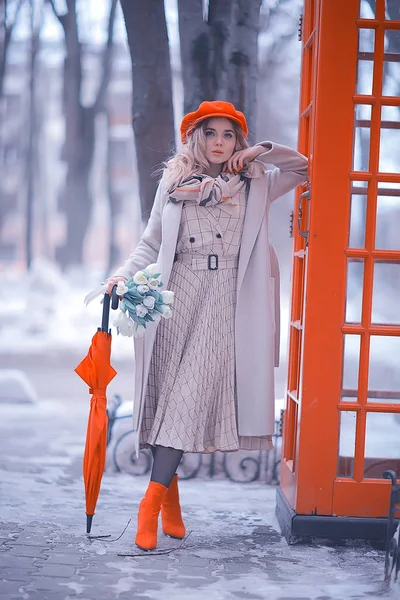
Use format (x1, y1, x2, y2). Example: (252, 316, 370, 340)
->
(224, 132, 234, 139)
(205, 130, 215, 137)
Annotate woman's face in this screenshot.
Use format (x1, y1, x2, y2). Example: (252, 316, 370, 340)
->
(203, 118, 237, 166)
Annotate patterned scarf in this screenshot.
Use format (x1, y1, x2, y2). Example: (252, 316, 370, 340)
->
(168, 161, 264, 215)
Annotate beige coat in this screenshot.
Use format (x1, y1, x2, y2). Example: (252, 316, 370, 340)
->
(114, 142, 308, 450)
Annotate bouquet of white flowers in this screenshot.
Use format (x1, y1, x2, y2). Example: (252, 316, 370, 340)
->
(113, 264, 174, 338)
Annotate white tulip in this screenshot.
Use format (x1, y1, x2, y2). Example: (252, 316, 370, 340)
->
(133, 271, 148, 285)
(161, 290, 174, 305)
(137, 284, 149, 294)
(116, 281, 128, 296)
(136, 303, 148, 317)
(145, 263, 160, 276)
(143, 296, 156, 309)
(160, 304, 173, 319)
(148, 278, 159, 289)
(113, 310, 134, 337)
(151, 311, 162, 324)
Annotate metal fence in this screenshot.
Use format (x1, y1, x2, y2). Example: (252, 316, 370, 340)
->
(106, 395, 283, 485)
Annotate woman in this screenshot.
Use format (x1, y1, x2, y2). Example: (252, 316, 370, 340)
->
(105, 100, 308, 551)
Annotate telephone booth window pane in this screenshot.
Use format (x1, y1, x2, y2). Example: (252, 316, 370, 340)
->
(368, 336, 400, 403)
(384, 3, 400, 20)
(353, 105, 371, 171)
(382, 31, 400, 96)
(345, 259, 364, 323)
(376, 183, 400, 250)
(342, 334, 361, 397)
(379, 105, 400, 173)
(349, 181, 368, 249)
(372, 262, 400, 325)
(337, 411, 357, 478)
(356, 29, 375, 95)
(364, 412, 400, 478)
(359, 0, 375, 18)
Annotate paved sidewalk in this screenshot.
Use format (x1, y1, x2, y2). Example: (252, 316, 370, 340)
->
(0, 388, 399, 600)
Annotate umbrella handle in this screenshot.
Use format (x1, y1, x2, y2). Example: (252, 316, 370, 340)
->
(100, 285, 118, 332)
(111, 285, 119, 310)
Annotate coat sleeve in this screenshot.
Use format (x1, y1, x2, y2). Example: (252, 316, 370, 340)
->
(255, 141, 308, 203)
(112, 180, 165, 280)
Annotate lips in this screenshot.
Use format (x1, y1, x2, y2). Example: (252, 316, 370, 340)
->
(212, 151, 224, 155)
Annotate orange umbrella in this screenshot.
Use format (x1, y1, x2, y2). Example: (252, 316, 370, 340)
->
(75, 291, 118, 533)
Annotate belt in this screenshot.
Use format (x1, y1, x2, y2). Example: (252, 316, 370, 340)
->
(174, 253, 238, 271)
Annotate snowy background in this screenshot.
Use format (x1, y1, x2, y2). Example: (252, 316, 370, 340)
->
(0, 0, 399, 478)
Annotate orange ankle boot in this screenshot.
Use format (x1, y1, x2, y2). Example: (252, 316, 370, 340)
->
(161, 474, 186, 539)
(135, 481, 168, 550)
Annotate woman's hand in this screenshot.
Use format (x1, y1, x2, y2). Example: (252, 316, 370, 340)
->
(223, 144, 266, 174)
(105, 276, 127, 295)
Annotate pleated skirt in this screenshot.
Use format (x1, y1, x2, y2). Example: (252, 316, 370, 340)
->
(139, 261, 273, 453)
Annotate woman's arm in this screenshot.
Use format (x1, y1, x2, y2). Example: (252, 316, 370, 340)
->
(111, 180, 165, 281)
(255, 141, 308, 202)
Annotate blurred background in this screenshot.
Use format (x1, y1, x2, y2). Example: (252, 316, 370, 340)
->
(0, 0, 305, 403)
(1, 0, 397, 412)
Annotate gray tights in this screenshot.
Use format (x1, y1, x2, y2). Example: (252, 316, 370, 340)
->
(150, 445, 183, 488)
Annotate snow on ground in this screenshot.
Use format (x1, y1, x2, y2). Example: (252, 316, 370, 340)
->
(1, 397, 399, 600)
(0, 258, 134, 359)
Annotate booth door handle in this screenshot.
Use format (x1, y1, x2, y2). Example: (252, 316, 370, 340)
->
(297, 185, 311, 246)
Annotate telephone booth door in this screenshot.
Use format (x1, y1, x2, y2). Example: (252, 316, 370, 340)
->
(277, 0, 400, 542)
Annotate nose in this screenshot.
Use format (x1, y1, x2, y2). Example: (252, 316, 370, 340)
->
(215, 135, 223, 146)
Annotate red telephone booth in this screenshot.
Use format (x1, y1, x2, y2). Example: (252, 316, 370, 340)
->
(277, 0, 400, 543)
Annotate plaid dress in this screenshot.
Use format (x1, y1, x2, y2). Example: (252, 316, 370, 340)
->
(139, 172, 273, 453)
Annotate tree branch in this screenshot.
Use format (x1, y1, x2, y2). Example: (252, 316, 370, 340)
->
(93, 0, 118, 113)
(47, 0, 68, 31)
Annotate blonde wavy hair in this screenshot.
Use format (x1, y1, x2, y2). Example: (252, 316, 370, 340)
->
(160, 119, 249, 192)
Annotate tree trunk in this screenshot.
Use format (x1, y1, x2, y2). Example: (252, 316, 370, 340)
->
(208, 0, 235, 100)
(120, 0, 175, 220)
(177, 0, 261, 138)
(52, 0, 117, 268)
(25, 0, 41, 270)
(226, 0, 262, 143)
(57, 104, 95, 266)
(0, 0, 24, 99)
(177, 0, 210, 113)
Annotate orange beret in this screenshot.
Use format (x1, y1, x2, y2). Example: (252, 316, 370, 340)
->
(180, 101, 248, 143)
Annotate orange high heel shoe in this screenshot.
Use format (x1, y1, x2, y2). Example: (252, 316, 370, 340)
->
(135, 481, 168, 550)
(161, 474, 186, 539)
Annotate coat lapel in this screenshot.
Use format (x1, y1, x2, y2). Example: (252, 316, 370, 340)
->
(237, 177, 268, 295)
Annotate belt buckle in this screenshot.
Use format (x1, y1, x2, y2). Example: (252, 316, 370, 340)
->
(208, 254, 218, 270)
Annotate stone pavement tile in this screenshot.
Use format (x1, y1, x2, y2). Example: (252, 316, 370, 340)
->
(22, 593, 77, 600)
(52, 544, 90, 555)
(5, 545, 50, 559)
(175, 575, 218, 589)
(36, 564, 77, 578)
(0, 568, 38, 581)
(231, 592, 264, 600)
(25, 576, 78, 592)
(0, 582, 28, 596)
(41, 552, 85, 566)
(0, 556, 39, 570)
(77, 563, 122, 575)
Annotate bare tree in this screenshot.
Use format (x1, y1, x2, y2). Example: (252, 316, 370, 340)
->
(25, 0, 42, 269)
(119, 0, 175, 220)
(49, 0, 118, 268)
(178, 0, 262, 141)
(0, 0, 25, 98)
